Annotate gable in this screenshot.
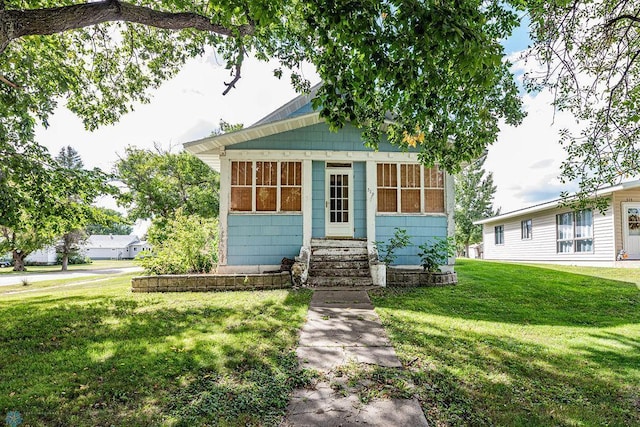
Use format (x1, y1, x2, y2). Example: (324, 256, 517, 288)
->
(228, 122, 416, 153)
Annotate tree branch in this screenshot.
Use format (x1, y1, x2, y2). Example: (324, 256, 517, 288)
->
(223, 45, 245, 96)
(606, 13, 640, 27)
(0, 74, 19, 88)
(0, 0, 253, 54)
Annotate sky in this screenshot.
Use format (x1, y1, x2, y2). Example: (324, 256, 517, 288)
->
(35, 16, 578, 232)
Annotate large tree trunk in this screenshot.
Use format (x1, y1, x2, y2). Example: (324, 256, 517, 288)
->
(12, 250, 27, 272)
(0, 1, 253, 55)
(61, 252, 69, 271)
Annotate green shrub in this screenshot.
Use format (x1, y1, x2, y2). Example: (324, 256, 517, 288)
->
(139, 210, 218, 275)
(374, 228, 411, 265)
(418, 237, 456, 272)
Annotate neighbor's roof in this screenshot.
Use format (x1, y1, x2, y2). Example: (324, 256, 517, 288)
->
(474, 179, 640, 225)
(85, 234, 140, 249)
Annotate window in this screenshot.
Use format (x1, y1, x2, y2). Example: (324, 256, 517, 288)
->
(231, 161, 252, 211)
(280, 162, 302, 211)
(376, 163, 444, 213)
(521, 219, 532, 240)
(556, 210, 593, 253)
(230, 161, 302, 212)
(494, 225, 504, 245)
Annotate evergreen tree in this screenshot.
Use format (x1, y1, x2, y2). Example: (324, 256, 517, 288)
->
(455, 155, 499, 258)
(56, 146, 83, 169)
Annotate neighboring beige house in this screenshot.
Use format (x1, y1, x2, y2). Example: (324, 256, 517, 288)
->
(475, 180, 640, 266)
(83, 235, 151, 260)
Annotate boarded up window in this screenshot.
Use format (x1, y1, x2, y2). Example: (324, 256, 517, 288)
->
(401, 164, 421, 213)
(424, 165, 445, 213)
(377, 163, 445, 214)
(377, 163, 397, 212)
(256, 161, 277, 211)
(231, 161, 252, 211)
(280, 162, 302, 211)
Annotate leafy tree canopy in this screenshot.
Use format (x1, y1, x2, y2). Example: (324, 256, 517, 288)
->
(85, 208, 133, 236)
(525, 0, 640, 205)
(1, 0, 525, 173)
(0, 144, 116, 270)
(115, 146, 220, 222)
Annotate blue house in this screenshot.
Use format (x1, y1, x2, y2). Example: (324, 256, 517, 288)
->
(184, 85, 455, 285)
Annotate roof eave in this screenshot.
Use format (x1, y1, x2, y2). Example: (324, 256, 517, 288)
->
(474, 179, 640, 225)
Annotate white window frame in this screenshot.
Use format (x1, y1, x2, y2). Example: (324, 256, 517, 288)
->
(495, 225, 504, 245)
(376, 162, 445, 214)
(556, 210, 593, 253)
(521, 219, 532, 240)
(230, 160, 303, 213)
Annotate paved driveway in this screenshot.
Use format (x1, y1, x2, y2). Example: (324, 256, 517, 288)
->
(0, 266, 143, 287)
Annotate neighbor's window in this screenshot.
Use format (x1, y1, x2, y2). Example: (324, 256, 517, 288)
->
(377, 163, 444, 213)
(230, 161, 302, 212)
(494, 225, 504, 245)
(556, 210, 593, 253)
(521, 219, 532, 240)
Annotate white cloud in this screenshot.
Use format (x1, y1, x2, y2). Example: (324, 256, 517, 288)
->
(486, 82, 581, 213)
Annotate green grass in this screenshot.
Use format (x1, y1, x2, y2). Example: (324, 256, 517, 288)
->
(0, 259, 137, 275)
(0, 276, 312, 426)
(371, 259, 640, 426)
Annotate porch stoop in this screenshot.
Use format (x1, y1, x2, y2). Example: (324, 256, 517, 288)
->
(307, 239, 374, 288)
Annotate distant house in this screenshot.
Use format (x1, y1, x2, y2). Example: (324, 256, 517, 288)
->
(476, 180, 640, 266)
(184, 84, 455, 277)
(83, 235, 151, 260)
(25, 246, 57, 265)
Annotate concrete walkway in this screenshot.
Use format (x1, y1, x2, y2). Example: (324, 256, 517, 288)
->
(283, 290, 429, 426)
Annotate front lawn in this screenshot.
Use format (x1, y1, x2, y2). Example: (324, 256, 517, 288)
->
(0, 259, 137, 275)
(371, 259, 640, 426)
(0, 277, 312, 426)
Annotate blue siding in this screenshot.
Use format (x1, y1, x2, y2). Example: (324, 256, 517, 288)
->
(286, 103, 314, 118)
(353, 162, 366, 238)
(312, 161, 325, 238)
(228, 123, 414, 153)
(376, 216, 448, 265)
(227, 214, 302, 265)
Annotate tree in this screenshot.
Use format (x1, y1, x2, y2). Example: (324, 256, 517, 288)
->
(1, 0, 524, 176)
(455, 155, 498, 257)
(525, 1, 640, 208)
(115, 146, 220, 223)
(85, 208, 133, 236)
(0, 145, 115, 271)
(210, 120, 244, 137)
(56, 146, 84, 169)
(55, 145, 88, 270)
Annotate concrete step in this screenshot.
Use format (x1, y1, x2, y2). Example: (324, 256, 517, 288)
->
(309, 260, 369, 270)
(312, 247, 368, 257)
(311, 239, 367, 248)
(308, 269, 371, 277)
(307, 276, 374, 287)
(311, 254, 369, 263)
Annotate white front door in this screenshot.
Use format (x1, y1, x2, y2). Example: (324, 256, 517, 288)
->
(325, 165, 354, 237)
(623, 203, 640, 259)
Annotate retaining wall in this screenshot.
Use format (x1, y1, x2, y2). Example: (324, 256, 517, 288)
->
(387, 269, 458, 287)
(131, 272, 291, 292)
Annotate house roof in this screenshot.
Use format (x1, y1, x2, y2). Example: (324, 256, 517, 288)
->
(253, 82, 323, 126)
(85, 234, 140, 249)
(475, 179, 640, 225)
